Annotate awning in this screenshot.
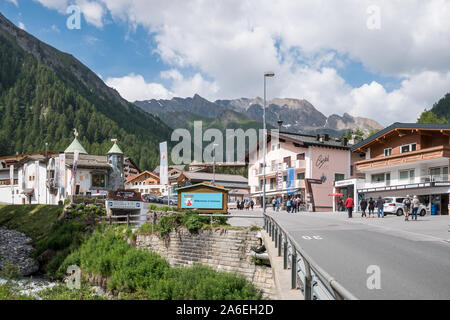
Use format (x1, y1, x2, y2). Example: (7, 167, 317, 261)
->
(329, 193, 344, 197)
(22, 188, 34, 195)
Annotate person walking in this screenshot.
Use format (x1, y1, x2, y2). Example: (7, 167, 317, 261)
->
(360, 197, 368, 218)
(345, 196, 354, 218)
(286, 198, 292, 213)
(376, 196, 384, 218)
(272, 198, 276, 211)
(411, 195, 420, 221)
(338, 198, 344, 212)
(402, 195, 412, 221)
(368, 197, 375, 218)
(250, 200, 254, 210)
(276, 197, 280, 212)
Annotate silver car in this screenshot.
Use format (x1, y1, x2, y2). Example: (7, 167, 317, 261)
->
(383, 197, 428, 216)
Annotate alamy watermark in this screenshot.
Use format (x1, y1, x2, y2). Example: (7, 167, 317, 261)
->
(366, 265, 381, 290)
(66, 5, 81, 30)
(366, 5, 381, 30)
(66, 265, 81, 290)
(170, 121, 280, 166)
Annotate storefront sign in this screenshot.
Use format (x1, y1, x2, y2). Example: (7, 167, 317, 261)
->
(108, 201, 141, 209)
(315, 154, 330, 169)
(181, 193, 223, 209)
(108, 190, 141, 201)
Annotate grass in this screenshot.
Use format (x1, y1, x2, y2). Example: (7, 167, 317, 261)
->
(0, 204, 93, 279)
(0, 283, 34, 300)
(0, 205, 63, 241)
(59, 227, 262, 300)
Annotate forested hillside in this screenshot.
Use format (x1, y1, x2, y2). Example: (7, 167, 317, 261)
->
(417, 93, 450, 124)
(0, 14, 171, 170)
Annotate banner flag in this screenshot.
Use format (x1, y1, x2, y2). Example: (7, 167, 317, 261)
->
(160, 142, 168, 186)
(287, 167, 295, 195)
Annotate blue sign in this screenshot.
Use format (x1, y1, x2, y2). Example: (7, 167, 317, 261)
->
(286, 167, 295, 195)
(181, 193, 223, 209)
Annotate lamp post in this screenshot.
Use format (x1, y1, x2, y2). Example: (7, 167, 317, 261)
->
(212, 143, 219, 186)
(263, 72, 275, 214)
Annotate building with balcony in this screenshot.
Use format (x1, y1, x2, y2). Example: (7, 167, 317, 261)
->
(348, 123, 450, 215)
(248, 131, 352, 211)
(0, 134, 129, 205)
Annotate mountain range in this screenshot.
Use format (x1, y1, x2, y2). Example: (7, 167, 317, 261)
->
(135, 95, 383, 137)
(0, 13, 171, 170)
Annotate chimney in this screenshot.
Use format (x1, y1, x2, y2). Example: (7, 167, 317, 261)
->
(324, 134, 330, 141)
(342, 138, 348, 146)
(277, 119, 283, 132)
(316, 134, 321, 141)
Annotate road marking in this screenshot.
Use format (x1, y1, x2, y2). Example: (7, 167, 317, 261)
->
(302, 235, 323, 240)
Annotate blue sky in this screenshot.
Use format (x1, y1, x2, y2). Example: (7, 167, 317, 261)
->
(1, 0, 450, 125)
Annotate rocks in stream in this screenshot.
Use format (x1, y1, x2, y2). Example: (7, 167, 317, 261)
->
(0, 227, 39, 276)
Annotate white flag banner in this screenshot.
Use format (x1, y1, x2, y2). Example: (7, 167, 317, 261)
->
(59, 154, 65, 190)
(70, 151, 79, 195)
(9, 164, 14, 186)
(160, 142, 168, 186)
(35, 160, 40, 201)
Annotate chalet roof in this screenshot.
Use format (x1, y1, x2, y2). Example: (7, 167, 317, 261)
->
(183, 171, 248, 184)
(176, 183, 229, 192)
(351, 122, 450, 152)
(65, 154, 110, 170)
(153, 165, 185, 174)
(65, 138, 88, 155)
(125, 170, 160, 184)
(275, 131, 351, 149)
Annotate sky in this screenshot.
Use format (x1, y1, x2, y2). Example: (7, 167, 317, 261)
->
(1, 0, 450, 125)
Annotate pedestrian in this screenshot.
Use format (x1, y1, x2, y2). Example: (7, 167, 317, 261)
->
(338, 198, 344, 212)
(236, 200, 240, 211)
(276, 197, 280, 212)
(250, 200, 254, 210)
(345, 196, 354, 218)
(272, 198, 276, 211)
(368, 197, 375, 218)
(287, 198, 292, 213)
(294, 197, 298, 213)
(376, 196, 384, 218)
(411, 195, 420, 221)
(402, 195, 411, 221)
(360, 197, 368, 218)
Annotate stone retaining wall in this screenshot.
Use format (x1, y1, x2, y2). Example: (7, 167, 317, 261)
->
(136, 228, 276, 299)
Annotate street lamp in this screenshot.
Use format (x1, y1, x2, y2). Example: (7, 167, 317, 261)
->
(263, 71, 275, 214)
(212, 143, 219, 186)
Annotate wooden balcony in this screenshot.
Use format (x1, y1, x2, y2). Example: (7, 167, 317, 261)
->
(355, 146, 450, 171)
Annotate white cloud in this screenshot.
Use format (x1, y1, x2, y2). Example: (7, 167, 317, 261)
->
(105, 73, 173, 101)
(18, 21, 26, 30)
(6, 0, 19, 7)
(35, 0, 450, 124)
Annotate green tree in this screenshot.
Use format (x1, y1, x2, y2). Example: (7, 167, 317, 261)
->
(417, 110, 448, 124)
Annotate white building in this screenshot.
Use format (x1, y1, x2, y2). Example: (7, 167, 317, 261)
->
(0, 135, 126, 205)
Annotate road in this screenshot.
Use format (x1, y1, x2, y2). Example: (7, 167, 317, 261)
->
(259, 210, 450, 300)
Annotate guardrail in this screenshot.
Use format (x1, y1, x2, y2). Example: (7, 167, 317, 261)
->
(264, 213, 358, 300)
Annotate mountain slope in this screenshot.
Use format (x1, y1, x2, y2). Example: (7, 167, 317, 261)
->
(0, 13, 170, 170)
(136, 96, 383, 137)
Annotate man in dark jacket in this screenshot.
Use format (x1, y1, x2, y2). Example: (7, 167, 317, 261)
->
(360, 198, 368, 218)
(376, 197, 384, 218)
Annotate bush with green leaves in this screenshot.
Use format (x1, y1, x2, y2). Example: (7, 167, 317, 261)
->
(0, 261, 21, 280)
(59, 228, 261, 300)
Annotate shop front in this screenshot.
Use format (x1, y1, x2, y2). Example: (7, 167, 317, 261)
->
(332, 179, 365, 212)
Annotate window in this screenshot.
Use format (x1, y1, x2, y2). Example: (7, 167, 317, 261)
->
(334, 173, 345, 182)
(283, 156, 291, 167)
(92, 174, 106, 188)
(401, 143, 417, 153)
(384, 148, 392, 156)
(371, 173, 386, 183)
(297, 172, 305, 180)
(297, 153, 305, 160)
(399, 170, 415, 183)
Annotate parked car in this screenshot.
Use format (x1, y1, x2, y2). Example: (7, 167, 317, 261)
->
(161, 195, 177, 206)
(157, 195, 164, 203)
(142, 194, 158, 203)
(383, 197, 428, 216)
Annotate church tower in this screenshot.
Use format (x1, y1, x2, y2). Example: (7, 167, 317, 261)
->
(107, 139, 124, 190)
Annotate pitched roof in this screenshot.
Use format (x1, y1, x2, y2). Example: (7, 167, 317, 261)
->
(65, 154, 110, 170)
(153, 165, 185, 174)
(65, 138, 88, 154)
(183, 171, 248, 184)
(351, 122, 450, 151)
(176, 183, 229, 192)
(125, 170, 160, 184)
(107, 142, 124, 155)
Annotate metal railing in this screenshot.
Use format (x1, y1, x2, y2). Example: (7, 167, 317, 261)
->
(264, 213, 358, 300)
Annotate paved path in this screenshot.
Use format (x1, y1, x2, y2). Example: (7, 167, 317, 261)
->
(265, 210, 450, 300)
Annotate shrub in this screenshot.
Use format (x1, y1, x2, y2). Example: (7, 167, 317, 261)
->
(0, 261, 21, 280)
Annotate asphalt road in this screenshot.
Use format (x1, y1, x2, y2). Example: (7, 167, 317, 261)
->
(264, 211, 450, 300)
